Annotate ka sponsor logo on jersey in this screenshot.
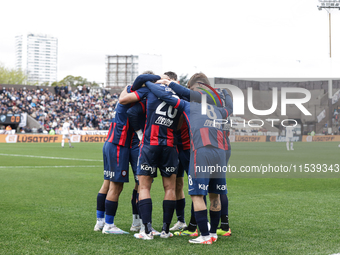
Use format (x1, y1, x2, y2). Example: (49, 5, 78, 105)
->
(198, 184, 209, 190)
(216, 184, 227, 191)
(141, 164, 156, 174)
(165, 167, 176, 172)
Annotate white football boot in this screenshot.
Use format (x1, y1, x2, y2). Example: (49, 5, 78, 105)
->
(169, 221, 187, 231)
(160, 230, 174, 238)
(94, 218, 105, 231)
(102, 224, 129, 234)
(189, 235, 212, 244)
(134, 231, 153, 240)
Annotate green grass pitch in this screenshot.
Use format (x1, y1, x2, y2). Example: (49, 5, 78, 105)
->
(0, 142, 339, 254)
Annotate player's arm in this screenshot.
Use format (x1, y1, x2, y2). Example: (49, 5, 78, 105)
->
(131, 74, 164, 91)
(127, 101, 146, 141)
(157, 80, 190, 100)
(223, 89, 233, 117)
(119, 91, 140, 105)
(118, 85, 130, 100)
(119, 86, 149, 105)
(218, 89, 233, 118)
(159, 80, 218, 105)
(145, 81, 187, 112)
(167, 80, 201, 102)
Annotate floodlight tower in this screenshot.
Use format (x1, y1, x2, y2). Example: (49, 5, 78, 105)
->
(317, 1, 340, 130)
(317, 0, 340, 58)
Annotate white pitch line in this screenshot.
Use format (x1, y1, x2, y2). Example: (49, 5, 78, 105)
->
(0, 153, 102, 162)
(0, 165, 101, 169)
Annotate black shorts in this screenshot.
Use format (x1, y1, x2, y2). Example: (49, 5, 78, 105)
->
(177, 148, 190, 178)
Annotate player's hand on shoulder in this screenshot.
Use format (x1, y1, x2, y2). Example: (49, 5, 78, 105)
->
(160, 74, 170, 80)
(155, 79, 171, 86)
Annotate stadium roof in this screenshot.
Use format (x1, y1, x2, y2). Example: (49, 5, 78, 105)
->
(215, 78, 340, 82)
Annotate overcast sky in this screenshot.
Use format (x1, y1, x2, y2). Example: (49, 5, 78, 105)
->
(1, 0, 340, 83)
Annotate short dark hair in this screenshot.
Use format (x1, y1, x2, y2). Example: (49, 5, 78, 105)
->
(142, 70, 155, 75)
(187, 72, 210, 89)
(164, 71, 177, 81)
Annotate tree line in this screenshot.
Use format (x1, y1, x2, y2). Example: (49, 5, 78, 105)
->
(1, 62, 189, 87)
(0, 63, 98, 87)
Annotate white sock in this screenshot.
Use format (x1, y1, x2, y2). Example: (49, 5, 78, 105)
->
(286, 141, 289, 150)
(62, 139, 64, 147)
(291, 142, 293, 149)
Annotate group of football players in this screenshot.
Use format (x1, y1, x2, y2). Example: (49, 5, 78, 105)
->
(94, 71, 233, 244)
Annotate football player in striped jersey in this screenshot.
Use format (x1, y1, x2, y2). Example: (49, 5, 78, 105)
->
(119, 72, 181, 240)
(144, 74, 233, 244)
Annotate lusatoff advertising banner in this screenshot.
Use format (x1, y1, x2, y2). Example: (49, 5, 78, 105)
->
(0, 135, 107, 143)
(302, 135, 340, 142)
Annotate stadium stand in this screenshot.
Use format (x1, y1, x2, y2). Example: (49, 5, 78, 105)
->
(0, 85, 120, 133)
(2, 78, 340, 136)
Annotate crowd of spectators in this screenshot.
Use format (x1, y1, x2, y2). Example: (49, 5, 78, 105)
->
(0, 84, 119, 133)
(333, 109, 339, 124)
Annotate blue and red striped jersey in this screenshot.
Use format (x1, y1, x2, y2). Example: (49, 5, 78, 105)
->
(145, 81, 233, 151)
(127, 100, 146, 148)
(105, 114, 116, 142)
(136, 84, 181, 147)
(186, 101, 231, 151)
(106, 86, 148, 147)
(176, 117, 190, 150)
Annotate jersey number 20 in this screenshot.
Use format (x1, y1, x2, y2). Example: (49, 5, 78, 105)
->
(155, 95, 179, 119)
